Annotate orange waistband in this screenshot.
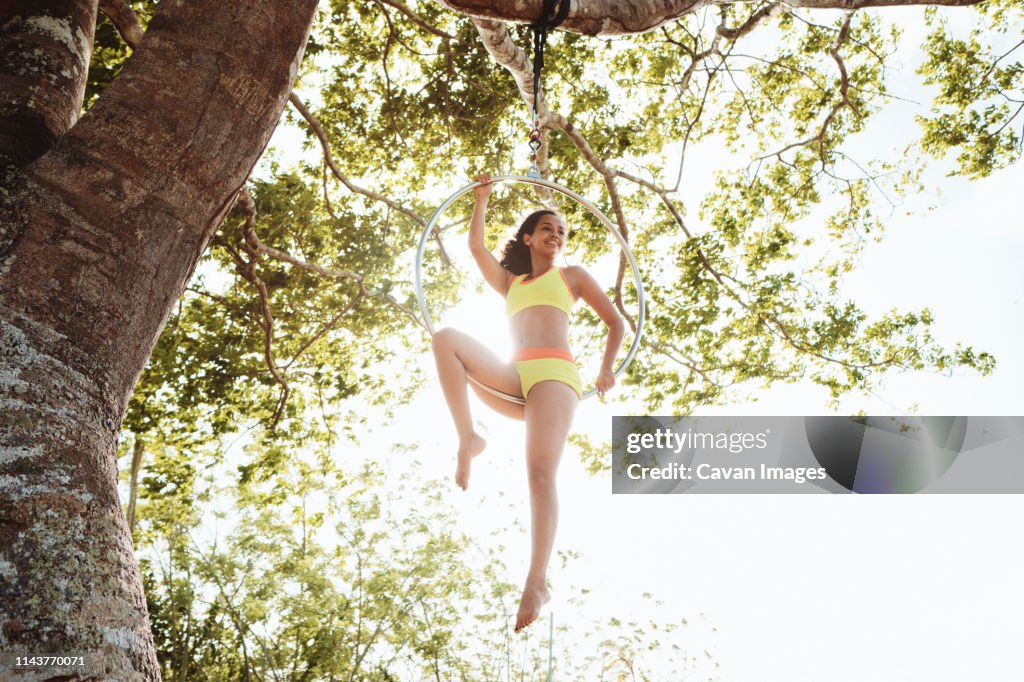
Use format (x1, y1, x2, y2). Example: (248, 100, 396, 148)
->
(513, 347, 575, 362)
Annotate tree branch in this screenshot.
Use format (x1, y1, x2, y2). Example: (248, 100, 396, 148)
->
(440, 0, 983, 36)
(755, 12, 859, 165)
(717, 2, 783, 41)
(99, 0, 144, 50)
(288, 93, 424, 226)
(829, 11, 861, 119)
(785, 0, 982, 8)
(127, 435, 144, 533)
(236, 189, 290, 431)
(377, 0, 457, 40)
(185, 285, 251, 319)
(287, 92, 453, 269)
(444, 0, 707, 36)
(234, 187, 429, 413)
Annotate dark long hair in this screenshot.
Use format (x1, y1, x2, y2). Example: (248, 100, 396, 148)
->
(498, 209, 558, 276)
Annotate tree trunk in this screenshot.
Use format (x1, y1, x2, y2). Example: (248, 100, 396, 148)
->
(0, 0, 96, 170)
(0, 0, 318, 677)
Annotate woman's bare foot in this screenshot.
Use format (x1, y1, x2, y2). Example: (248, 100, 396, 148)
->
(455, 433, 486, 490)
(514, 582, 551, 633)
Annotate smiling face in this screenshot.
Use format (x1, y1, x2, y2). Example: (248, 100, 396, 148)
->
(523, 213, 566, 257)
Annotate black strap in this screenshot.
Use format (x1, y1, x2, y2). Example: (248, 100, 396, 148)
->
(531, 0, 571, 117)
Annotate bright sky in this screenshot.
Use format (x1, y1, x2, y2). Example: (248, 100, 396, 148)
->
(250, 6, 1024, 679)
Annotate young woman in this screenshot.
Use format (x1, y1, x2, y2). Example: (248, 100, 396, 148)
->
(431, 173, 625, 632)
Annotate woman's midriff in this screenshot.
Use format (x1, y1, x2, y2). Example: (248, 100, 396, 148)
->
(508, 306, 571, 352)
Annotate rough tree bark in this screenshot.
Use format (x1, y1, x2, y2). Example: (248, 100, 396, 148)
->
(0, 0, 318, 678)
(438, 0, 984, 35)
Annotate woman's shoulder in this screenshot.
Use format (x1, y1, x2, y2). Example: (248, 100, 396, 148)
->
(561, 264, 590, 282)
(560, 265, 588, 299)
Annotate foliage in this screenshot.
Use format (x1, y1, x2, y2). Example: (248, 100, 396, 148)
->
(133, 444, 716, 680)
(574, 593, 719, 682)
(138, 449, 494, 680)
(917, 0, 1024, 178)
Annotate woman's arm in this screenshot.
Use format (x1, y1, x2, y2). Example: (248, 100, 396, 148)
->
(566, 266, 626, 396)
(468, 174, 513, 296)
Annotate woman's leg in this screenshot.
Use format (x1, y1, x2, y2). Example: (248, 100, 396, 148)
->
(515, 380, 578, 632)
(469, 382, 526, 422)
(431, 327, 524, 489)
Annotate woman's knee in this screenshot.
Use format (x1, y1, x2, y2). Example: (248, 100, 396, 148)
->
(527, 463, 557, 491)
(431, 327, 460, 353)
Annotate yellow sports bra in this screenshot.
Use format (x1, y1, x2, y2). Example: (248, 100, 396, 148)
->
(504, 267, 578, 318)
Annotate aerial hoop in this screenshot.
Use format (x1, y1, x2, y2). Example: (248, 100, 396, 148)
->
(415, 175, 646, 404)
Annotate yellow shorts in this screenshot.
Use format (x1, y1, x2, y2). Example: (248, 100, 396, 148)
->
(513, 348, 583, 400)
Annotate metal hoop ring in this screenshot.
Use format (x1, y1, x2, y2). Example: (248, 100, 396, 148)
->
(415, 175, 646, 404)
